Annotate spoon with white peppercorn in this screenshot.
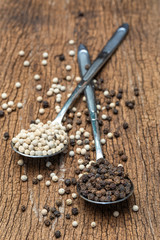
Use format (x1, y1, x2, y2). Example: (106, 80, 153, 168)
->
(77, 44, 134, 204)
(11, 24, 129, 158)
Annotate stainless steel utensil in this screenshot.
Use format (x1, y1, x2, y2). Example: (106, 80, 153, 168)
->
(11, 24, 129, 159)
(77, 43, 134, 204)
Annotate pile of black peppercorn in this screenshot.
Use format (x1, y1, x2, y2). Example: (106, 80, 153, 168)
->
(77, 158, 132, 202)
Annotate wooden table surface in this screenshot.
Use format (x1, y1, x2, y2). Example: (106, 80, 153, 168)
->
(0, 0, 160, 239)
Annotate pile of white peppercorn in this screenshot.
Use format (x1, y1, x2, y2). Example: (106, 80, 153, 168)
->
(12, 120, 68, 156)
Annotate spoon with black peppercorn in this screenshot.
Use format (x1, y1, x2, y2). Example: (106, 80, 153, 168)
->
(77, 44, 134, 204)
(11, 24, 129, 159)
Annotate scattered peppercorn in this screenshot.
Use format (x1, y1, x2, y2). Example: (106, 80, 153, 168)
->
(114, 131, 120, 138)
(54, 210, 61, 217)
(0, 110, 4, 117)
(21, 205, 26, 212)
(65, 179, 71, 186)
(71, 178, 77, 185)
(121, 155, 128, 162)
(65, 187, 71, 194)
(113, 108, 118, 114)
(44, 219, 51, 227)
(117, 93, 122, 99)
(66, 213, 71, 219)
(49, 213, 55, 220)
(72, 207, 79, 215)
(76, 119, 82, 125)
(123, 122, 129, 129)
(56, 199, 62, 207)
(59, 54, 65, 61)
(78, 11, 84, 17)
(50, 207, 56, 213)
(42, 101, 49, 108)
(55, 230, 61, 238)
(3, 132, 9, 140)
(32, 178, 38, 185)
(118, 150, 124, 156)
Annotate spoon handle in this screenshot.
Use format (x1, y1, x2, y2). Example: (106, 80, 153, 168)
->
(54, 23, 129, 123)
(78, 45, 104, 160)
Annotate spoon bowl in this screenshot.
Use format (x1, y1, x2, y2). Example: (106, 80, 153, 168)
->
(77, 181, 134, 205)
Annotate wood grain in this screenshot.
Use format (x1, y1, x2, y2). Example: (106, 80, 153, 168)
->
(0, 0, 160, 239)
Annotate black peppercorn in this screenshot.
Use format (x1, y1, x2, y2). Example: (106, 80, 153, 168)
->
(76, 119, 82, 125)
(32, 178, 38, 185)
(114, 131, 120, 138)
(118, 150, 124, 156)
(65, 179, 71, 186)
(59, 54, 65, 61)
(66, 213, 70, 219)
(3, 132, 9, 140)
(85, 64, 90, 70)
(72, 207, 79, 215)
(44, 219, 51, 227)
(30, 120, 35, 124)
(49, 214, 55, 220)
(71, 178, 77, 185)
(106, 105, 111, 111)
(56, 199, 62, 207)
(116, 101, 120, 106)
(55, 230, 61, 238)
(121, 155, 128, 162)
(50, 207, 56, 213)
(42, 101, 49, 108)
(123, 122, 129, 129)
(65, 187, 71, 194)
(118, 88, 123, 93)
(110, 90, 116, 97)
(21, 205, 26, 212)
(0, 110, 4, 117)
(117, 93, 122, 99)
(70, 139, 75, 146)
(103, 128, 109, 134)
(106, 116, 112, 122)
(54, 210, 61, 217)
(113, 108, 118, 114)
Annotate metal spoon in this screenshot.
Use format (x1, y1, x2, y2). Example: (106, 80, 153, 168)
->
(11, 24, 129, 159)
(77, 44, 134, 204)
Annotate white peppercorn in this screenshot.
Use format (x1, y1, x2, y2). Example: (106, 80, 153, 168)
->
(66, 199, 72, 205)
(41, 209, 48, 216)
(113, 211, 119, 217)
(2, 103, 8, 109)
(34, 74, 40, 80)
(69, 50, 75, 56)
(41, 59, 47, 65)
(19, 50, 25, 56)
(69, 151, 74, 157)
(15, 82, 21, 88)
(91, 222, 96, 228)
(58, 188, 65, 195)
(43, 52, 48, 58)
(1, 93, 7, 99)
(66, 65, 72, 71)
(37, 174, 43, 181)
(132, 205, 139, 212)
(36, 84, 42, 91)
(69, 39, 74, 45)
(72, 193, 77, 199)
(107, 132, 113, 139)
(23, 60, 30, 66)
(21, 175, 28, 182)
(52, 175, 58, 182)
(46, 180, 51, 187)
(72, 221, 78, 227)
(37, 96, 43, 102)
(17, 159, 24, 166)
